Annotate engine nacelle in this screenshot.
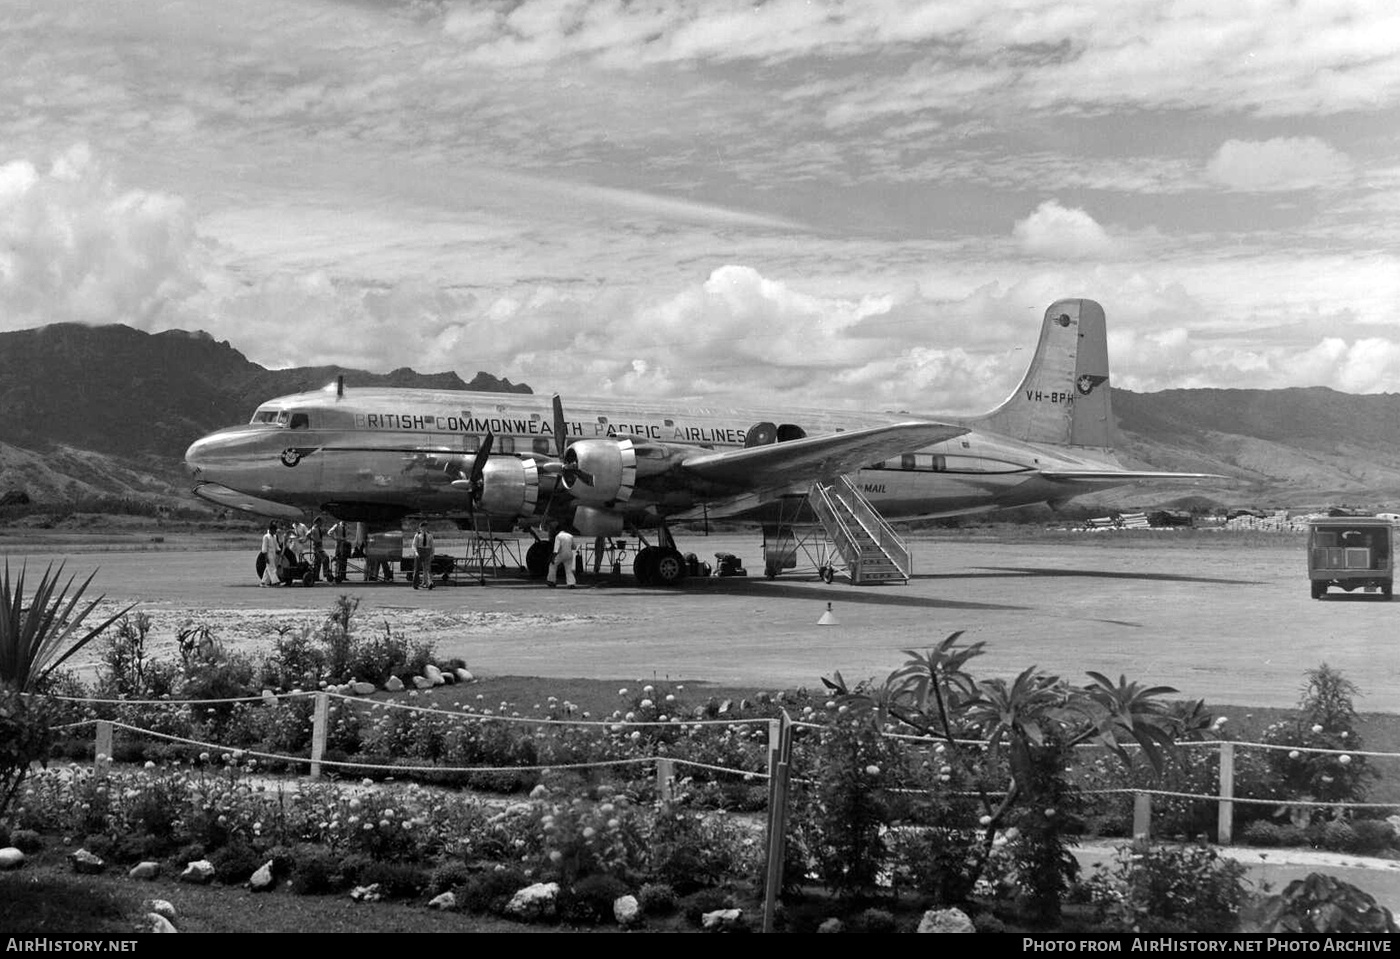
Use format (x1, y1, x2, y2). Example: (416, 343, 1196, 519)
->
(571, 505, 626, 538)
(562, 439, 636, 506)
(478, 456, 540, 518)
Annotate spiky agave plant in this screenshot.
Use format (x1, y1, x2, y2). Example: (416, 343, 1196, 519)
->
(0, 561, 133, 691)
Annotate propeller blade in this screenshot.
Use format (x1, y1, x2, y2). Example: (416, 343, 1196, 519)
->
(552, 393, 568, 459)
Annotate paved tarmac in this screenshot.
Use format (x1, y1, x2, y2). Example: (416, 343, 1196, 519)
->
(10, 530, 1399, 712)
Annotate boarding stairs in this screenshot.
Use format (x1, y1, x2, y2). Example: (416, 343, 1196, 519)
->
(807, 476, 912, 585)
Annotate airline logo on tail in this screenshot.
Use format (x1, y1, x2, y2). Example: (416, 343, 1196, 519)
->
(1076, 374, 1108, 396)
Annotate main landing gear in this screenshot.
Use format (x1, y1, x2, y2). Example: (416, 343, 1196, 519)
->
(633, 525, 688, 587)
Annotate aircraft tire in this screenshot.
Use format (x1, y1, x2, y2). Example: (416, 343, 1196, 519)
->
(633, 546, 658, 586)
(652, 548, 688, 587)
(525, 541, 552, 579)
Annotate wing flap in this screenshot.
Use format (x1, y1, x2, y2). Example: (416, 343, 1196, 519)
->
(678, 421, 968, 488)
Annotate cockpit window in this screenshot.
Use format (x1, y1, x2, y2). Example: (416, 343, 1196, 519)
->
(250, 410, 280, 425)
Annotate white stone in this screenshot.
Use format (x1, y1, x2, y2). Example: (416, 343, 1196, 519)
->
(425, 664, 445, 686)
(428, 891, 457, 911)
(412, 675, 433, 690)
(505, 881, 559, 921)
(179, 860, 215, 884)
(917, 907, 975, 933)
(128, 861, 160, 880)
(817, 918, 844, 933)
(144, 913, 178, 933)
(249, 861, 275, 891)
(261, 689, 277, 705)
(455, 668, 474, 683)
(146, 899, 178, 921)
(351, 681, 375, 696)
(350, 883, 382, 902)
(384, 676, 404, 692)
(613, 894, 640, 926)
(0, 848, 23, 870)
(702, 908, 743, 931)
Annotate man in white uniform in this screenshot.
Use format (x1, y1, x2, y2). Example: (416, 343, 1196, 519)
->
(548, 526, 577, 588)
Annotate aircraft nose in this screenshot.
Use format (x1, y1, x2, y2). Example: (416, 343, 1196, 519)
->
(185, 433, 217, 478)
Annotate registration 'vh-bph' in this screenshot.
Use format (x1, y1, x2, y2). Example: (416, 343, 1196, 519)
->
(185, 299, 1214, 585)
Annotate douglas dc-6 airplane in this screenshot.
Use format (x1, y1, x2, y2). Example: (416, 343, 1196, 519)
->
(185, 298, 1214, 585)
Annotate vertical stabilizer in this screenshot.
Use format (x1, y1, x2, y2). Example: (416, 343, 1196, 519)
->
(972, 298, 1113, 450)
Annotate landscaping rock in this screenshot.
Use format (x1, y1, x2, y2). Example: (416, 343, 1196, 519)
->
(614, 894, 640, 927)
(351, 681, 375, 696)
(384, 676, 404, 692)
(68, 849, 104, 875)
(817, 918, 844, 933)
(351, 883, 382, 902)
(505, 881, 559, 921)
(428, 892, 457, 911)
(128, 861, 160, 880)
(702, 908, 743, 931)
(179, 860, 215, 884)
(146, 900, 178, 922)
(144, 913, 178, 934)
(412, 675, 433, 690)
(424, 664, 445, 686)
(455, 668, 473, 683)
(261, 689, 277, 705)
(917, 907, 975, 933)
(0, 848, 23, 870)
(249, 861, 275, 892)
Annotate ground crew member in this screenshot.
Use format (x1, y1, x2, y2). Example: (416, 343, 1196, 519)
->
(548, 525, 577, 588)
(412, 521, 435, 590)
(328, 518, 350, 583)
(309, 516, 330, 584)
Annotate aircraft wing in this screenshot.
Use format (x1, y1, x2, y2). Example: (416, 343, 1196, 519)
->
(1040, 469, 1225, 485)
(675, 421, 968, 489)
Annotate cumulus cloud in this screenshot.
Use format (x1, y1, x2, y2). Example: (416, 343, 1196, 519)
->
(0, 144, 206, 329)
(1206, 137, 1355, 192)
(1013, 201, 1116, 259)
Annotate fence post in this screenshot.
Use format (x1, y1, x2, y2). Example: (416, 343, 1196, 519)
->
(655, 758, 675, 803)
(94, 720, 113, 780)
(1133, 791, 1152, 840)
(310, 692, 329, 779)
(1217, 741, 1235, 845)
(762, 714, 793, 934)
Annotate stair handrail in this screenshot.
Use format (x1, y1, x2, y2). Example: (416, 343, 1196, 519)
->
(832, 475, 911, 575)
(808, 482, 863, 570)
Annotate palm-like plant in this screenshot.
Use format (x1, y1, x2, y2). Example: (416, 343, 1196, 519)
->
(0, 561, 132, 691)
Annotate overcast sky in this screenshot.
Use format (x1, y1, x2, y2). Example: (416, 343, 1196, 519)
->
(3, 0, 1398, 413)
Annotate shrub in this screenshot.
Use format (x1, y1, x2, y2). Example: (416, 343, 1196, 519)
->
(680, 888, 733, 927)
(1088, 840, 1251, 933)
(357, 860, 429, 900)
(636, 881, 678, 916)
(856, 907, 898, 933)
(1241, 820, 1284, 847)
(1314, 820, 1361, 853)
(288, 845, 341, 896)
(563, 873, 630, 926)
(429, 860, 474, 895)
(1243, 873, 1398, 933)
(1351, 819, 1396, 855)
(460, 867, 531, 916)
(210, 841, 263, 884)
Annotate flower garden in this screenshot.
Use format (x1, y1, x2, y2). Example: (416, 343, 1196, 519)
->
(3, 574, 1400, 933)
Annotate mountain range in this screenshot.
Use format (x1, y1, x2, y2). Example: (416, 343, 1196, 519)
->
(1, 322, 1395, 513)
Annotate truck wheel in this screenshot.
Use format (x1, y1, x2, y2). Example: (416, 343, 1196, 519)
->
(1311, 581, 1325, 600)
(1384, 582, 1393, 600)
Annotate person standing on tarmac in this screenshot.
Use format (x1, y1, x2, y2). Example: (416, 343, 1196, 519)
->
(548, 525, 577, 589)
(308, 516, 330, 584)
(328, 517, 350, 583)
(260, 521, 281, 587)
(411, 521, 435, 590)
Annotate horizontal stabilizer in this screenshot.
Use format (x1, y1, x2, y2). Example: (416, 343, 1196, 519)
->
(192, 482, 306, 519)
(679, 421, 968, 488)
(1040, 469, 1225, 485)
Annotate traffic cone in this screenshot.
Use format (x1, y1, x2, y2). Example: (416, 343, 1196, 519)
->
(818, 602, 838, 626)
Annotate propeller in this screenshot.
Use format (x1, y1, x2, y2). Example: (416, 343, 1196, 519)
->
(542, 393, 594, 487)
(450, 431, 494, 507)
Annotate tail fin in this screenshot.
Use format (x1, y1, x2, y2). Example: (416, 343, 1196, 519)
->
(972, 298, 1113, 450)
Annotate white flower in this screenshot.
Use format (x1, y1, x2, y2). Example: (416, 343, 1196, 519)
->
(865, 764, 880, 776)
(618, 688, 629, 696)
(640, 699, 653, 709)
(978, 815, 993, 826)
(1312, 724, 1325, 734)
(1288, 750, 1300, 760)
(144, 760, 156, 769)
(1340, 754, 1352, 765)
(643, 685, 654, 695)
